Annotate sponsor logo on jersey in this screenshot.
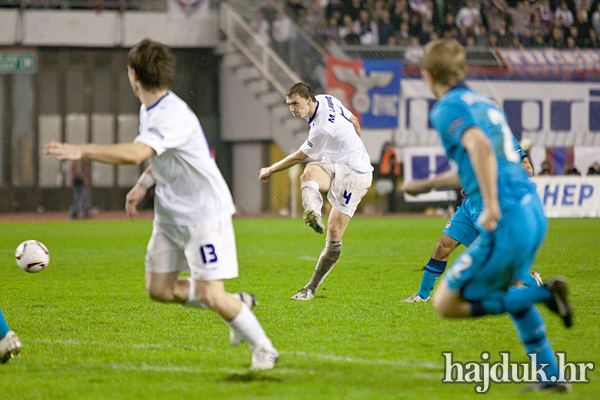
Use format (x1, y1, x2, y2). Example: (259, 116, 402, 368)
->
(306, 140, 313, 148)
(449, 118, 464, 136)
(326, 96, 335, 112)
(148, 127, 164, 139)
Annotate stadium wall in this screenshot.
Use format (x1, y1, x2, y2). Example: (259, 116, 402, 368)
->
(0, 9, 218, 47)
(0, 10, 223, 213)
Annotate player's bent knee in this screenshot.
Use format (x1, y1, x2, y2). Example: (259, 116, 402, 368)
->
(433, 238, 457, 260)
(432, 294, 448, 317)
(432, 284, 454, 318)
(300, 171, 312, 182)
(196, 290, 221, 311)
(300, 169, 320, 183)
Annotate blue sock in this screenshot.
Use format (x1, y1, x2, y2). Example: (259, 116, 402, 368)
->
(416, 258, 447, 299)
(476, 286, 552, 315)
(521, 273, 538, 288)
(0, 306, 11, 338)
(511, 307, 559, 384)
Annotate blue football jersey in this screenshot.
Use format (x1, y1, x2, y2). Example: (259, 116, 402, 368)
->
(430, 83, 535, 212)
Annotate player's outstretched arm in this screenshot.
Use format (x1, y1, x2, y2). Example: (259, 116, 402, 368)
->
(44, 141, 155, 165)
(259, 149, 308, 182)
(400, 169, 461, 196)
(521, 156, 533, 177)
(461, 127, 500, 232)
(350, 114, 361, 138)
(126, 167, 154, 220)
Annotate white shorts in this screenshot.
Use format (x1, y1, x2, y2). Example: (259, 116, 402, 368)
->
(308, 159, 373, 217)
(145, 216, 239, 281)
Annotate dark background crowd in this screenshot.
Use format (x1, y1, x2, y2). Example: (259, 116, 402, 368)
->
(255, 0, 600, 49)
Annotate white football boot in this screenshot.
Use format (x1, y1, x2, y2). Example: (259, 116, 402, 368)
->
(303, 209, 325, 235)
(291, 288, 314, 301)
(401, 293, 429, 302)
(0, 331, 22, 363)
(531, 271, 543, 286)
(251, 343, 279, 370)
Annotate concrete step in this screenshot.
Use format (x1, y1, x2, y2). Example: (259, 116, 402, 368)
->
(235, 66, 262, 82)
(258, 91, 283, 108)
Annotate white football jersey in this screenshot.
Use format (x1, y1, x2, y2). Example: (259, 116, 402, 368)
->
(299, 94, 373, 173)
(134, 91, 235, 225)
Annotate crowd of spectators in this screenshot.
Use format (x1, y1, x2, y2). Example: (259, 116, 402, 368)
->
(247, 0, 600, 100)
(0, 0, 143, 11)
(248, 0, 600, 91)
(538, 160, 600, 175)
(251, 0, 600, 50)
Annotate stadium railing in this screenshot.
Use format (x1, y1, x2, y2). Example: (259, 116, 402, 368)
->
(339, 44, 505, 66)
(219, 1, 301, 96)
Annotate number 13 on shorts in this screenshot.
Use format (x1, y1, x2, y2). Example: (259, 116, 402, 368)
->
(199, 244, 218, 264)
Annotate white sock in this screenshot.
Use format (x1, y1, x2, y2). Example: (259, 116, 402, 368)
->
(182, 278, 208, 309)
(225, 303, 273, 351)
(301, 180, 323, 216)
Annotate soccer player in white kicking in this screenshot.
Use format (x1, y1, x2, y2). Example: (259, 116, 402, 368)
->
(44, 39, 278, 369)
(259, 82, 373, 301)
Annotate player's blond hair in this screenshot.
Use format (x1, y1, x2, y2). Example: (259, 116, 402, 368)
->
(421, 39, 466, 86)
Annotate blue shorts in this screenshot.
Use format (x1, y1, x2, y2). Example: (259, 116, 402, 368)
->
(442, 199, 480, 247)
(444, 193, 547, 301)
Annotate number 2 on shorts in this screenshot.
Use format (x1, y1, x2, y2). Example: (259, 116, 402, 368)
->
(199, 244, 218, 264)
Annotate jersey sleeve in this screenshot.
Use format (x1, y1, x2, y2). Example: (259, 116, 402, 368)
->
(510, 135, 527, 160)
(134, 111, 190, 156)
(333, 96, 353, 122)
(299, 126, 329, 159)
(431, 99, 476, 146)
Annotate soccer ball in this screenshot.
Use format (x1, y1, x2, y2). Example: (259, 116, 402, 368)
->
(15, 240, 50, 273)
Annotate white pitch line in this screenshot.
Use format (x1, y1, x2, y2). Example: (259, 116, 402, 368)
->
(33, 338, 192, 350)
(32, 338, 440, 370)
(284, 351, 440, 369)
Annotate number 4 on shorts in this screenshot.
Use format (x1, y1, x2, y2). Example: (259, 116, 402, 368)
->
(343, 190, 352, 205)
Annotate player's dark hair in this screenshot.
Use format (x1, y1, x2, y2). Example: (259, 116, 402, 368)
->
(128, 39, 176, 91)
(286, 82, 317, 101)
(421, 38, 466, 86)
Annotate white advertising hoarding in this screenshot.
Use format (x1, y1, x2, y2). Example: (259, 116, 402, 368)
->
(399, 78, 600, 148)
(532, 176, 600, 218)
(403, 147, 600, 218)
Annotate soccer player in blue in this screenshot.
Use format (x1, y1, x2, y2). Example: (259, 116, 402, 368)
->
(400, 130, 541, 303)
(0, 306, 21, 363)
(421, 39, 573, 392)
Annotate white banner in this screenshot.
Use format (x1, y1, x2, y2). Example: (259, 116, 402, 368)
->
(399, 78, 600, 148)
(167, 0, 211, 21)
(402, 146, 457, 203)
(402, 146, 600, 217)
(532, 176, 600, 218)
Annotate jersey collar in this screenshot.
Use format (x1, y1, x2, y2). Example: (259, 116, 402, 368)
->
(308, 100, 320, 125)
(146, 91, 170, 112)
(449, 81, 468, 92)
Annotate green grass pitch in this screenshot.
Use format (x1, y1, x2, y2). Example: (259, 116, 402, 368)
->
(1, 216, 598, 399)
